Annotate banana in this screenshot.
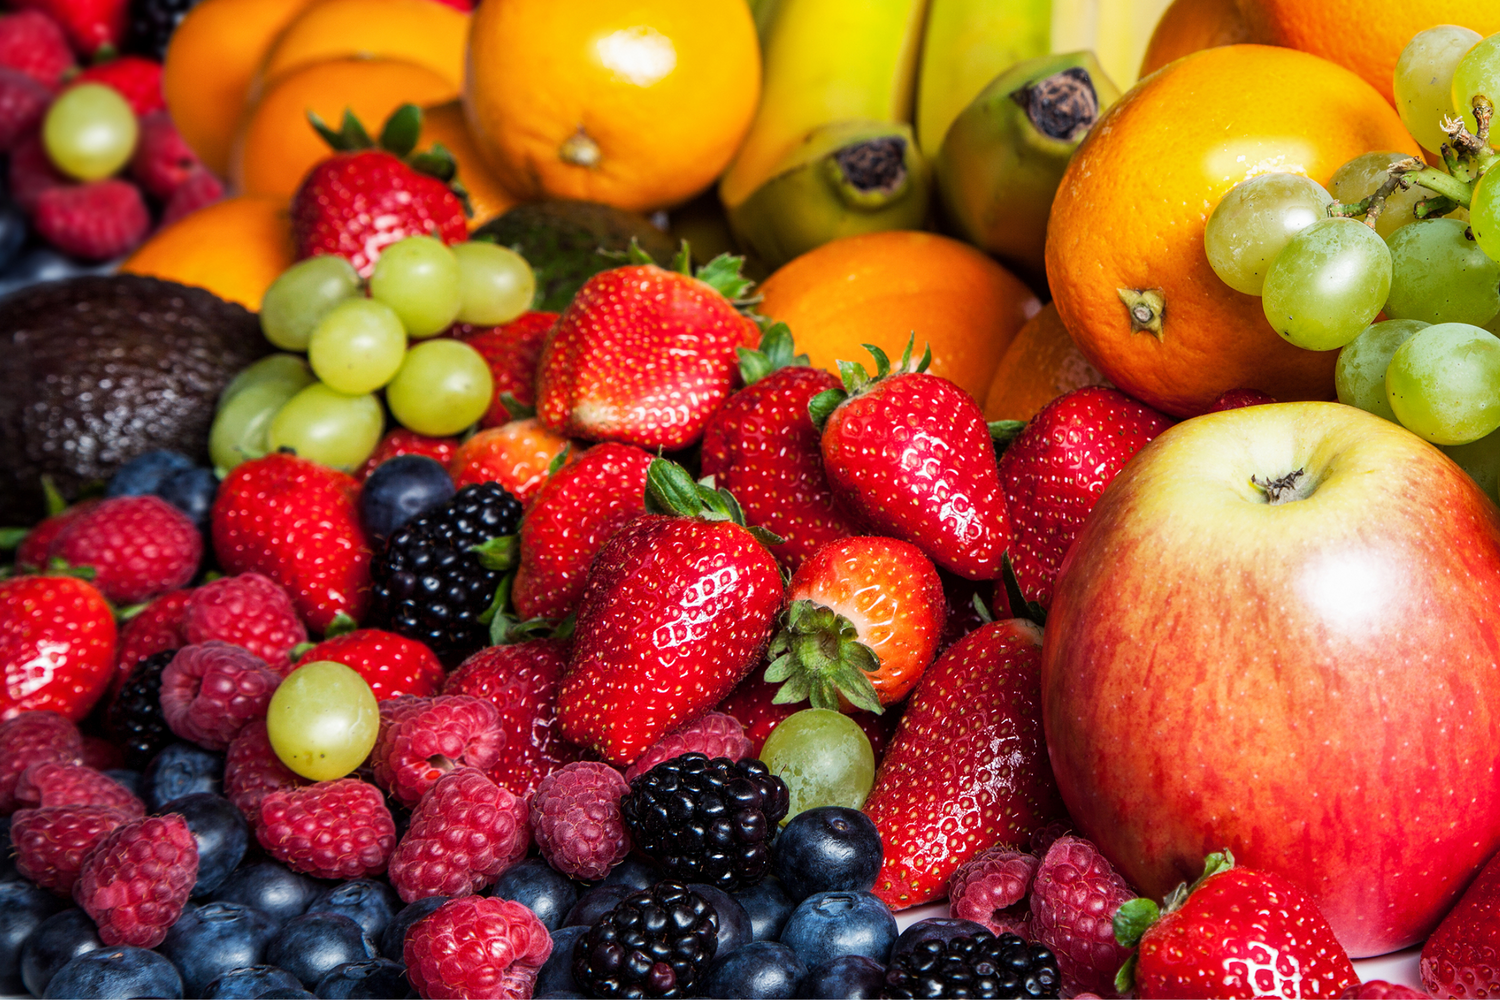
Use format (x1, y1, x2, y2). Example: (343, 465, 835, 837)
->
(914, 0, 1052, 159)
(1049, 0, 1174, 90)
(934, 50, 1120, 284)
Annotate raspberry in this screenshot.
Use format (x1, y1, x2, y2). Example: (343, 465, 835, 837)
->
(182, 573, 308, 672)
(14, 762, 144, 815)
(11, 804, 133, 894)
(160, 641, 281, 750)
(0, 10, 73, 87)
(0, 67, 51, 151)
(403, 895, 553, 1000)
(1028, 834, 1135, 998)
(33, 179, 153, 261)
(623, 712, 753, 782)
(8, 129, 67, 212)
(1340, 982, 1428, 999)
(371, 695, 505, 808)
(130, 109, 199, 199)
(256, 778, 396, 881)
(49, 495, 202, 604)
(71, 55, 164, 116)
(160, 166, 223, 225)
(223, 718, 309, 824)
(15, 501, 101, 572)
(75, 813, 199, 948)
(78, 735, 125, 772)
(110, 589, 190, 695)
(0, 710, 82, 814)
(528, 761, 631, 881)
(388, 767, 530, 903)
(948, 845, 1039, 939)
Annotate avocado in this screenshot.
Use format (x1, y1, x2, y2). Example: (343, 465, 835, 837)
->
(472, 200, 679, 312)
(0, 275, 270, 525)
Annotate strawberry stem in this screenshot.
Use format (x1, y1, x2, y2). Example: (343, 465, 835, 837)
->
(323, 613, 358, 638)
(763, 600, 884, 714)
(737, 322, 809, 385)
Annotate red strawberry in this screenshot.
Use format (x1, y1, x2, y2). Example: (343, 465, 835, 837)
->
(131, 110, 200, 199)
(211, 452, 373, 633)
(356, 428, 459, 483)
(455, 311, 558, 428)
(554, 459, 783, 766)
(109, 588, 190, 694)
(0, 11, 74, 87)
(997, 387, 1172, 609)
(33, 179, 152, 261)
(11, 0, 126, 58)
(511, 442, 653, 622)
(700, 324, 859, 572)
(714, 670, 896, 761)
(450, 419, 575, 503)
(0, 575, 117, 721)
(1117, 852, 1358, 999)
(534, 248, 760, 450)
(72, 55, 163, 115)
(1421, 846, 1500, 997)
(15, 498, 100, 572)
(863, 618, 1065, 910)
(817, 342, 1010, 581)
(296, 628, 444, 702)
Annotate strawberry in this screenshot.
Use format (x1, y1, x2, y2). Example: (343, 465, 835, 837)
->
(1209, 388, 1277, 411)
(1, 575, 117, 721)
(72, 55, 164, 115)
(109, 588, 190, 694)
(1115, 852, 1358, 999)
(11, 0, 126, 58)
(449, 418, 576, 503)
(996, 387, 1172, 609)
(454, 311, 558, 428)
(554, 459, 783, 766)
(295, 628, 444, 702)
(700, 323, 859, 572)
(863, 618, 1065, 910)
(131, 110, 200, 199)
(534, 245, 760, 451)
(211, 452, 372, 634)
(14, 498, 100, 572)
(291, 105, 467, 277)
(1421, 846, 1500, 997)
(815, 341, 1010, 581)
(511, 442, 653, 622)
(356, 428, 459, 483)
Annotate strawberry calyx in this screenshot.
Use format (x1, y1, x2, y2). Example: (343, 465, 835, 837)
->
(307, 104, 473, 216)
(1111, 849, 1236, 994)
(808, 336, 933, 431)
(762, 600, 884, 715)
(736, 322, 808, 386)
(614, 238, 761, 313)
(644, 458, 782, 548)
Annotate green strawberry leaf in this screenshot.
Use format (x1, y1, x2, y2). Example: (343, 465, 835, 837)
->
(807, 388, 847, 431)
(324, 612, 358, 638)
(0, 527, 27, 550)
(379, 104, 423, 159)
(1112, 897, 1159, 948)
(972, 590, 994, 624)
(988, 420, 1027, 456)
(1000, 552, 1047, 628)
(408, 144, 458, 183)
(625, 238, 656, 267)
(41, 476, 66, 517)
(671, 240, 693, 276)
(1113, 953, 1139, 997)
(547, 446, 571, 477)
(471, 534, 518, 571)
(289, 641, 317, 663)
(764, 599, 885, 715)
(501, 392, 537, 422)
(645, 459, 706, 517)
(737, 322, 808, 386)
(695, 252, 756, 302)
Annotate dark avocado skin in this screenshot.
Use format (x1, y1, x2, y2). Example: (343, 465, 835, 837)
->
(0, 275, 269, 525)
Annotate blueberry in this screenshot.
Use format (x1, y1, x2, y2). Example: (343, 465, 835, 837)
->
(0, 199, 26, 273)
(143, 742, 224, 810)
(266, 912, 378, 987)
(42, 946, 184, 999)
(734, 875, 796, 942)
(0, 247, 105, 300)
(164, 792, 251, 897)
(488, 857, 580, 931)
(313, 959, 410, 999)
(800, 954, 887, 999)
(533, 924, 588, 997)
(597, 855, 664, 891)
(888, 916, 991, 963)
(688, 882, 754, 960)
(773, 806, 882, 902)
(101, 769, 143, 799)
(778, 891, 897, 970)
(20, 908, 103, 997)
(256, 988, 316, 998)
(204, 965, 306, 999)
(158, 465, 219, 531)
(214, 860, 328, 923)
(379, 895, 449, 961)
(306, 880, 402, 944)
(360, 455, 455, 543)
(562, 882, 633, 928)
(0, 878, 68, 992)
(160, 900, 280, 996)
(106, 449, 195, 498)
(701, 939, 807, 999)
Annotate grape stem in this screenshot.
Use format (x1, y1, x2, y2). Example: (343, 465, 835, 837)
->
(1330, 157, 1473, 228)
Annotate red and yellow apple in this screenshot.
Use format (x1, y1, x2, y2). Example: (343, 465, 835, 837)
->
(1041, 401, 1500, 958)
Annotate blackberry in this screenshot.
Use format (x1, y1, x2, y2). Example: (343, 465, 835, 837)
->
(572, 881, 719, 998)
(126, 0, 203, 60)
(104, 649, 177, 769)
(881, 929, 1061, 999)
(369, 482, 523, 666)
(620, 752, 789, 892)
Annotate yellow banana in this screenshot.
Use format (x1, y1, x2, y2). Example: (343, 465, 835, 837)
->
(1049, 0, 1173, 90)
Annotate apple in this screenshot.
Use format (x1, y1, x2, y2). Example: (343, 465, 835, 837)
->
(1041, 401, 1500, 958)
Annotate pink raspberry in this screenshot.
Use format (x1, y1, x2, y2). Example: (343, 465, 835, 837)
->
(948, 844, 1039, 939)
(130, 110, 201, 200)
(160, 166, 224, 226)
(10, 804, 133, 894)
(623, 711, 752, 781)
(403, 895, 553, 1000)
(159, 642, 281, 750)
(256, 778, 396, 881)
(51, 496, 202, 604)
(14, 762, 144, 816)
(1339, 982, 1428, 999)
(1029, 834, 1136, 998)
(75, 813, 199, 948)
(0, 11, 72, 88)
(529, 761, 631, 881)
(0, 67, 50, 152)
(9, 129, 66, 212)
(388, 767, 530, 903)
(182, 573, 307, 672)
(32, 179, 153, 262)
(0, 711, 81, 814)
(223, 718, 309, 824)
(371, 695, 504, 808)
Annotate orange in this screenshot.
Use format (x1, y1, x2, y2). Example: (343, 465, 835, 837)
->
(120, 196, 296, 311)
(419, 100, 520, 229)
(1139, 0, 1253, 77)
(258, 0, 469, 92)
(463, 0, 760, 213)
(232, 56, 458, 199)
(1045, 45, 1420, 417)
(757, 231, 1042, 404)
(162, 0, 318, 177)
(982, 304, 1110, 423)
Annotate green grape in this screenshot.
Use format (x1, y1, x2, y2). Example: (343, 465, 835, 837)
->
(1262, 218, 1392, 352)
(1335, 319, 1429, 422)
(209, 377, 313, 473)
(260, 255, 363, 351)
(385, 339, 494, 436)
(1328, 152, 1463, 240)
(1394, 25, 1483, 154)
(453, 241, 537, 326)
(265, 381, 384, 472)
(219, 353, 314, 407)
(760, 708, 875, 821)
(1386, 322, 1500, 445)
(368, 236, 462, 338)
(1204, 173, 1333, 295)
(1451, 32, 1500, 142)
(1385, 218, 1500, 327)
(1472, 167, 1500, 264)
(266, 660, 380, 781)
(41, 83, 138, 182)
(307, 298, 408, 394)
(1441, 426, 1500, 504)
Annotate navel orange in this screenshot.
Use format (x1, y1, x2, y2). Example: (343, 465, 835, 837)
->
(1139, 0, 1253, 77)
(258, 0, 469, 92)
(419, 100, 520, 229)
(982, 304, 1109, 423)
(120, 196, 295, 310)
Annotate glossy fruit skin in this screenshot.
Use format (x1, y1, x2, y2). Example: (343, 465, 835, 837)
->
(1421, 849, 1500, 997)
(295, 629, 445, 703)
(360, 454, 455, 544)
(703, 940, 808, 1000)
(210, 859, 323, 924)
(19, 908, 104, 998)
(141, 743, 222, 813)
(265, 912, 376, 989)
(1042, 401, 1500, 957)
(40, 946, 183, 999)
(773, 806, 883, 903)
(0, 576, 117, 722)
(778, 890, 897, 971)
(488, 857, 581, 932)
(120, 195, 296, 311)
(158, 901, 279, 997)
(166, 793, 250, 897)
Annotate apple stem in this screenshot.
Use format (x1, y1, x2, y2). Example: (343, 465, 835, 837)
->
(1250, 468, 1311, 505)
